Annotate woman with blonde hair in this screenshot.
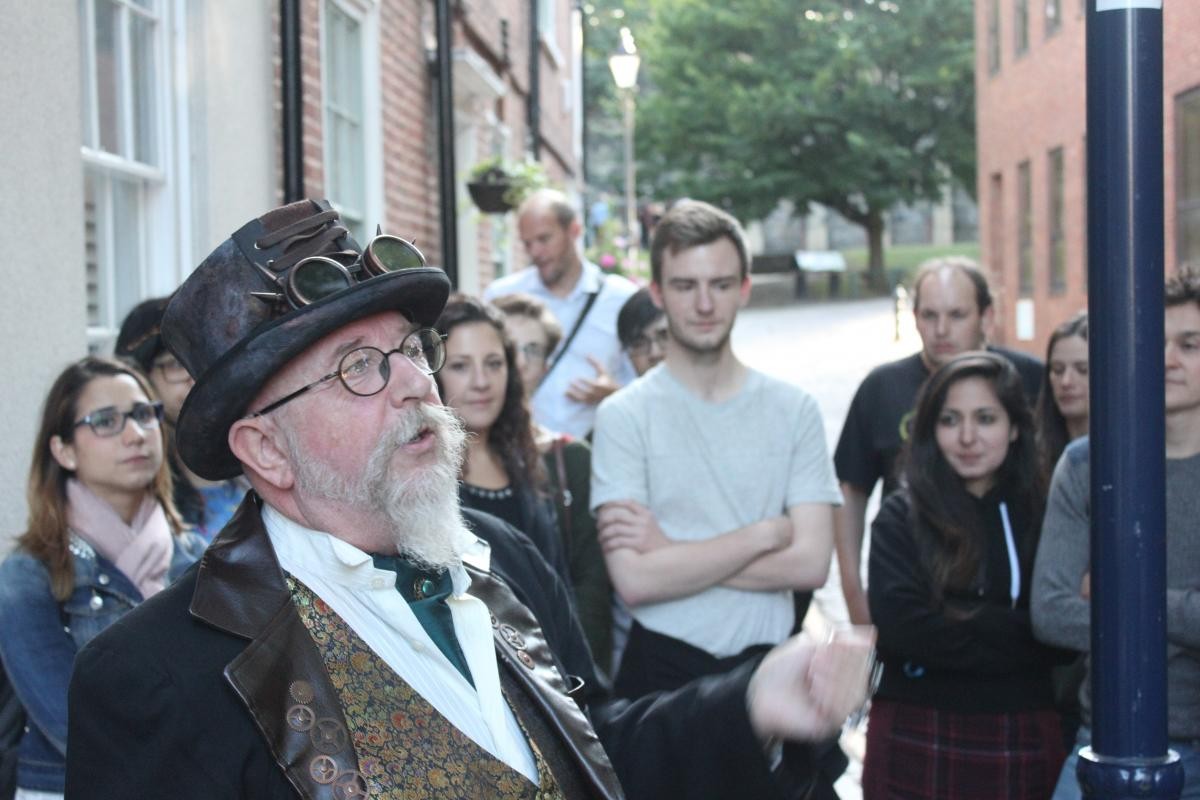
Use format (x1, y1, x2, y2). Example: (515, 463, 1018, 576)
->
(0, 357, 204, 799)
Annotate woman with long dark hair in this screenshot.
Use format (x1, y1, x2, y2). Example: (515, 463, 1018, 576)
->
(863, 352, 1067, 799)
(0, 357, 204, 798)
(434, 295, 612, 663)
(1035, 311, 1089, 482)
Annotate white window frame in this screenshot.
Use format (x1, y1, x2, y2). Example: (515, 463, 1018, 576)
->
(538, 0, 564, 68)
(320, 0, 383, 243)
(79, 0, 191, 349)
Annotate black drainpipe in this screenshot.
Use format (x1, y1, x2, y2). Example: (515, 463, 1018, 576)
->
(280, 0, 304, 202)
(434, 0, 459, 286)
(528, 0, 541, 158)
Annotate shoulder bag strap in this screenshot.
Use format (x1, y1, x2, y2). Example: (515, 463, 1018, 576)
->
(541, 281, 604, 384)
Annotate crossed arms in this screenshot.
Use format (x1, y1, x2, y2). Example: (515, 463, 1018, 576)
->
(596, 499, 833, 607)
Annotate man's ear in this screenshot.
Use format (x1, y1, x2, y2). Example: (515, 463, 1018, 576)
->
(228, 418, 295, 491)
(649, 281, 664, 310)
(981, 303, 996, 341)
(739, 275, 752, 307)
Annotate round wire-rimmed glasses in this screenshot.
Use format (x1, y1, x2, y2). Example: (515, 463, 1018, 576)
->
(247, 328, 447, 418)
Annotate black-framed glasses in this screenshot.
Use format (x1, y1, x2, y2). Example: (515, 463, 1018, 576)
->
(627, 327, 670, 357)
(251, 233, 427, 309)
(247, 328, 448, 418)
(152, 355, 192, 384)
(73, 401, 165, 438)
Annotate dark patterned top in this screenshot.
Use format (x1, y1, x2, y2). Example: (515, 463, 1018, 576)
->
(287, 575, 565, 800)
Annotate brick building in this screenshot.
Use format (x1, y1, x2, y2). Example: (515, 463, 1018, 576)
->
(975, 0, 1200, 353)
(0, 0, 580, 542)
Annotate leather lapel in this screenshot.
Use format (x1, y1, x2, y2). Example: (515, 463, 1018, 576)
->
(466, 564, 624, 800)
(189, 494, 361, 800)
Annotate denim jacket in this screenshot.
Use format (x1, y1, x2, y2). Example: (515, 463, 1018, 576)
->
(0, 531, 204, 792)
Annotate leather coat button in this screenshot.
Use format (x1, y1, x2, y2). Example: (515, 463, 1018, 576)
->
(499, 624, 525, 650)
(290, 680, 315, 704)
(516, 650, 535, 669)
(97, 573, 110, 586)
(286, 704, 316, 732)
(311, 718, 348, 754)
(310, 754, 338, 784)
(89, 595, 103, 611)
(333, 770, 369, 799)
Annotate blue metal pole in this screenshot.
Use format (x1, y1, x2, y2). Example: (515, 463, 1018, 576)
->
(1082, 1, 1181, 797)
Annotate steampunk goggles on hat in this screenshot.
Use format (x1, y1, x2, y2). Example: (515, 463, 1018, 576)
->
(234, 205, 426, 310)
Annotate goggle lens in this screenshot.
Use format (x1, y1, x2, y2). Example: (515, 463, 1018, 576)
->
(289, 257, 353, 305)
(363, 236, 425, 276)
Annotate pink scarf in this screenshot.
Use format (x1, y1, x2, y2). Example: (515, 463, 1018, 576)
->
(66, 479, 173, 599)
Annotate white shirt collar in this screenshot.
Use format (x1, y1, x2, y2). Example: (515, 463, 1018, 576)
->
(260, 503, 481, 596)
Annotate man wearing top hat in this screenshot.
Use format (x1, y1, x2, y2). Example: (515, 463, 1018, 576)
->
(64, 199, 872, 800)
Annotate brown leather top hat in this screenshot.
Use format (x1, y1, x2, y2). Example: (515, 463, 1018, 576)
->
(161, 198, 451, 480)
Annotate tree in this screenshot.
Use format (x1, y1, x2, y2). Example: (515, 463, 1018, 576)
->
(636, 0, 976, 289)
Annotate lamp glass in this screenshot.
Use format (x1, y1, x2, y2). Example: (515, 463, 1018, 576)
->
(609, 51, 641, 90)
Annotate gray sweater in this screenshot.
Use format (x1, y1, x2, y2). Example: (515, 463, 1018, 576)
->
(1031, 438, 1200, 738)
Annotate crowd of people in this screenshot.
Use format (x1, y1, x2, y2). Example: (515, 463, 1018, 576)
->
(0, 187, 1193, 800)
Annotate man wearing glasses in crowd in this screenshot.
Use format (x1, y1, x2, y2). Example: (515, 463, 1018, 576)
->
(115, 296, 247, 541)
(64, 199, 874, 800)
(617, 288, 669, 378)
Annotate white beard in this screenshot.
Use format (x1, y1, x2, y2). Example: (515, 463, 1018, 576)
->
(283, 402, 475, 571)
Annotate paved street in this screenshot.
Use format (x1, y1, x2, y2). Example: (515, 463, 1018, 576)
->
(731, 294, 921, 799)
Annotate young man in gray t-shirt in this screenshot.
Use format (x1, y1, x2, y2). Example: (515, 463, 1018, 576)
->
(591, 201, 840, 699)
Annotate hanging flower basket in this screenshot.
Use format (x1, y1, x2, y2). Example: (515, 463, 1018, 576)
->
(467, 177, 516, 214)
(465, 158, 549, 214)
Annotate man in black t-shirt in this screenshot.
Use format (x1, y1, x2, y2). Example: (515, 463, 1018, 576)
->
(833, 257, 1043, 623)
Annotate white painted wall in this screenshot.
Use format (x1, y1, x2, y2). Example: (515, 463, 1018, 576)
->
(190, 0, 277, 261)
(0, 5, 87, 548)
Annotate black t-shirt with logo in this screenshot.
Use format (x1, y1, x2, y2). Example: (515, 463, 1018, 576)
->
(834, 347, 1044, 498)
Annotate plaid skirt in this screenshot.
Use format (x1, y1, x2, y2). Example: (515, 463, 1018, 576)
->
(862, 698, 1066, 800)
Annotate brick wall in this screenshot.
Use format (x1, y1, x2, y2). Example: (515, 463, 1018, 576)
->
(271, 0, 579, 284)
(975, 0, 1200, 355)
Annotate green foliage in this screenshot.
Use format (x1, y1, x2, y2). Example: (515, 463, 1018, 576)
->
(840, 241, 981, 287)
(467, 157, 550, 207)
(635, 0, 976, 285)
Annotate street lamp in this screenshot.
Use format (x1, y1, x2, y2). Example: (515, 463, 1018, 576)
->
(608, 27, 640, 264)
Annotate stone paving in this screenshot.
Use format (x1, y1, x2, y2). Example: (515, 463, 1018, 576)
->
(731, 294, 921, 799)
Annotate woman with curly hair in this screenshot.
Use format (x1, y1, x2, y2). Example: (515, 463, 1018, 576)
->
(433, 295, 591, 608)
(864, 352, 1069, 800)
(0, 357, 204, 799)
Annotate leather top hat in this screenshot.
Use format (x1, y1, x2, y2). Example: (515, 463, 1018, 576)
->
(161, 198, 451, 480)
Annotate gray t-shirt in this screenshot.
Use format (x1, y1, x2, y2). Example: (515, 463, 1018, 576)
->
(590, 365, 841, 656)
(1031, 438, 1200, 737)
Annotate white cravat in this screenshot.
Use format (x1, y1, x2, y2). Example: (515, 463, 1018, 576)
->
(261, 504, 538, 781)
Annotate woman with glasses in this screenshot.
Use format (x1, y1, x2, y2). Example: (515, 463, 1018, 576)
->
(436, 295, 613, 668)
(863, 352, 1068, 800)
(116, 297, 246, 541)
(0, 357, 205, 799)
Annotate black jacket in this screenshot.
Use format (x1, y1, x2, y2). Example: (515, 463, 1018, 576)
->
(65, 494, 805, 799)
(868, 489, 1067, 714)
